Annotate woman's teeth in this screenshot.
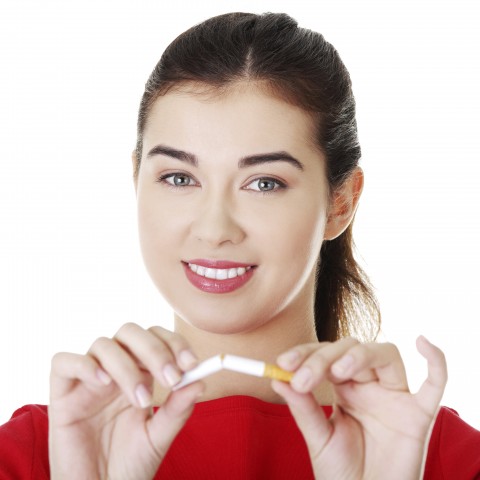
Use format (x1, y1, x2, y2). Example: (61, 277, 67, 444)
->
(188, 263, 252, 280)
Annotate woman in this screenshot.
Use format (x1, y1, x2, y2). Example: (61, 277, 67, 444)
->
(1, 12, 479, 479)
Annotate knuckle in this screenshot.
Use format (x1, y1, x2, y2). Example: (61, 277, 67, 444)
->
(51, 352, 95, 378)
(338, 337, 360, 353)
(144, 343, 173, 369)
(342, 335, 359, 344)
(94, 336, 111, 346)
(149, 327, 189, 352)
(74, 355, 96, 376)
(116, 322, 140, 337)
(50, 351, 65, 366)
(150, 326, 187, 342)
(294, 342, 323, 358)
(383, 342, 401, 357)
(345, 337, 360, 347)
(89, 336, 112, 354)
(439, 349, 447, 363)
(148, 325, 170, 338)
(309, 350, 330, 370)
(351, 343, 370, 363)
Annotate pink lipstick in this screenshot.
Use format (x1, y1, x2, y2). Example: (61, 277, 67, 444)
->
(183, 259, 256, 294)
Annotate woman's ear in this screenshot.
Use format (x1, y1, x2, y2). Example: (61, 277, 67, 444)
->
(324, 167, 364, 241)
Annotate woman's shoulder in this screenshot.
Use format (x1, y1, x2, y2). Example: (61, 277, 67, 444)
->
(4, 403, 48, 420)
(0, 404, 49, 479)
(0, 403, 49, 443)
(424, 406, 480, 479)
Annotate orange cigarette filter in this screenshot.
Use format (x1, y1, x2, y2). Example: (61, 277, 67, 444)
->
(263, 363, 294, 382)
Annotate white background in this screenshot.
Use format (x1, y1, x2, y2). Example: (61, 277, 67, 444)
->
(1, 0, 479, 429)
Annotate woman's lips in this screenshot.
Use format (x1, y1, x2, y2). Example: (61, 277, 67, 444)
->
(182, 260, 256, 294)
(185, 259, 253, 269)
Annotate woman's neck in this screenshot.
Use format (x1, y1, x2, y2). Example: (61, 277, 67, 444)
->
(174, 306, 317, 363)
(153, 310, 333, 406)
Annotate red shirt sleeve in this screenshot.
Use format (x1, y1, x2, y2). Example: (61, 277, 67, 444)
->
(424, 407, 480, 479)
(0, 405, 50, 480)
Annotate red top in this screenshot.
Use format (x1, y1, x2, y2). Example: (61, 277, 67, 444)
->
(0, 396, 479, 479)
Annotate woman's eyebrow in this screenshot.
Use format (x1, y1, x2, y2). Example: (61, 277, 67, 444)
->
(146, 144, 305, 171)
(146, 144, 197, 165)
(239, 152, 304, 171)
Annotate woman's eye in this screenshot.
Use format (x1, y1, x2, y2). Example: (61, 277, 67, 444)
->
(157, 173, 197, 187)
(246, 177, 286, 193)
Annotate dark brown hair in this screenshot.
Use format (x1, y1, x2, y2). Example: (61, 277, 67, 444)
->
(134, 12, 380, 342)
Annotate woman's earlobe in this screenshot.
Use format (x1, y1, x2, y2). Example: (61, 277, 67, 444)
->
(324, 167, 364, 241)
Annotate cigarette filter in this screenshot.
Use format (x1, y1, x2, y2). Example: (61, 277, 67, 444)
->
(222, 355, 294, 382)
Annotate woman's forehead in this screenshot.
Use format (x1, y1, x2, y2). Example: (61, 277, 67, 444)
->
(143, 84, 319, 153)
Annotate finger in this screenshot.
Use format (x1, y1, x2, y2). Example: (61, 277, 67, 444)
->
(147, 381, 205, 460)
(415, 336, 448, 414)
(276, 342, 331, 371)
(50, 352, 112, 399)
(271, 380, 332, 458)
(330, 342, 409, 391)
(286, 337, 360, 393)
(148, 326, 198, 371)
(88, 336, 153, 409)
(114, 323, 195, 389)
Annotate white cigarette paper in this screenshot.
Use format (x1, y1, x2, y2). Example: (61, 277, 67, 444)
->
(172, 354, 293, 391)
(222, 354, 265, 377)
(172, 355, 223, 391)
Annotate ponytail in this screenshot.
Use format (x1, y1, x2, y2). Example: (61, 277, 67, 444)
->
(315, 224, 380, 342)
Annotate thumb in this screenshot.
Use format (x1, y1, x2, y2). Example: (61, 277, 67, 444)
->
(272, 380, 332, 456)
(146, 382, 204, 460)
(414, 335, 447, 415)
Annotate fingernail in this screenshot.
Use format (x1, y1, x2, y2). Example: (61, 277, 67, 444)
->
(332, 354, 354, 377)
(163, 363, 182, 387)
(96, 368, 112, 386)
(291, 367, 312, 391)
(277, 350, 300, 368)
(135, 384, 152, 408)
(179, 350, 198, 370)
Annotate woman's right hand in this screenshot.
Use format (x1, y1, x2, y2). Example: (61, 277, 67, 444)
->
(48, 322, 203, 480)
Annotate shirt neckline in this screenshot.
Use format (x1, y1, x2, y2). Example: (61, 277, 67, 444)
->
(191, 394, 333, 417)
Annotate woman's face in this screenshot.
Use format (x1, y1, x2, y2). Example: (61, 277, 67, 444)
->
(135, 85, 330, 334)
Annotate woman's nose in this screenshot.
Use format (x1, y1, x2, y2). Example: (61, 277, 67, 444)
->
(189, 195, 246, 248)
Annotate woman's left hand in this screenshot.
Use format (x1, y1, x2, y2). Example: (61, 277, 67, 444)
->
(272, 336, 447, 480)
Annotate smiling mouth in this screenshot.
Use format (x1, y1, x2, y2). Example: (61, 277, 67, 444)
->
(182, 260, 257, 293)
(186, 263, 253, 280)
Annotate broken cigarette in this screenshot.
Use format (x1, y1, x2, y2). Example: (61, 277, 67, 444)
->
(172, 354, 294, 391)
